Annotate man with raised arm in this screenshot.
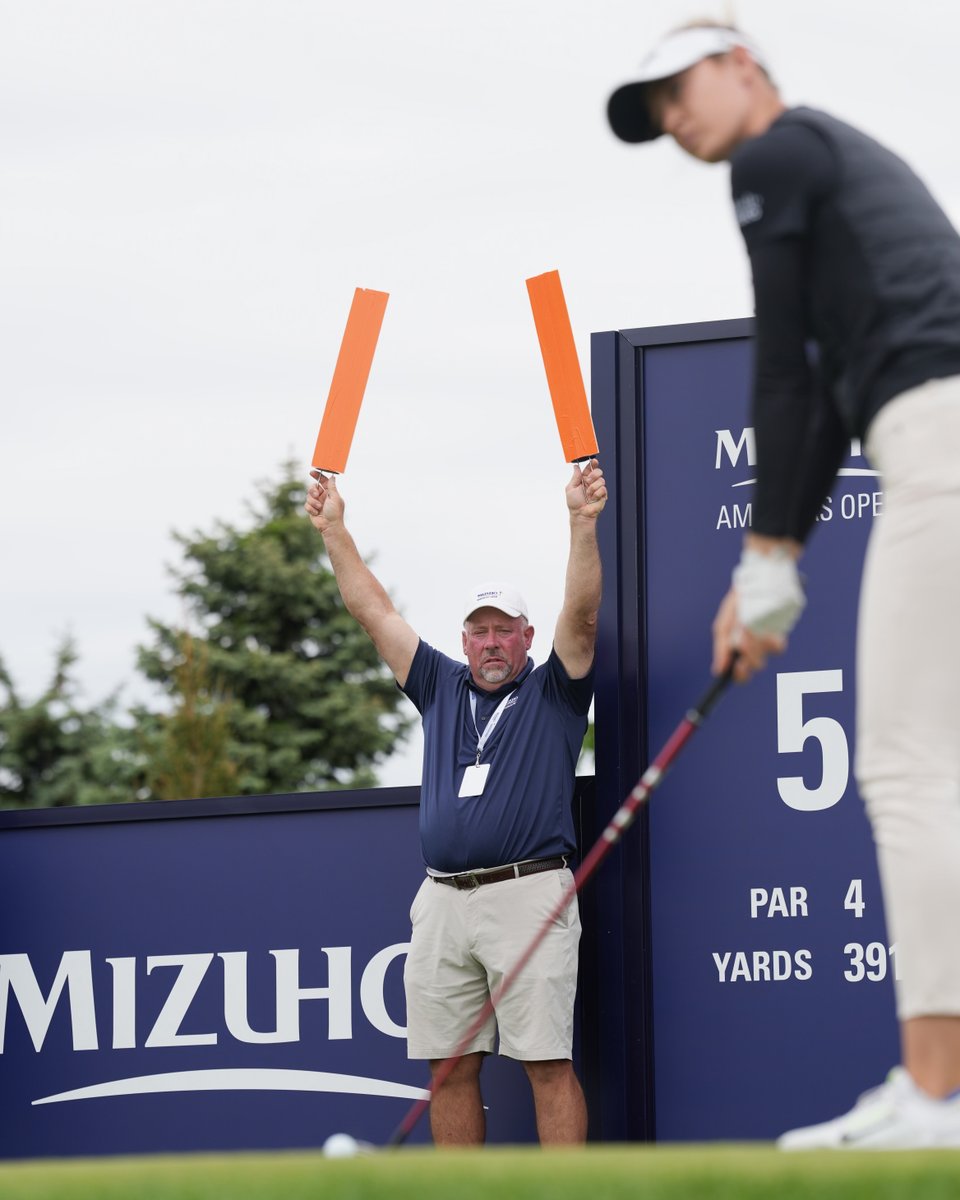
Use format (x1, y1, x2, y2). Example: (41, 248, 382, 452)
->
(305, 460, 607, 1145)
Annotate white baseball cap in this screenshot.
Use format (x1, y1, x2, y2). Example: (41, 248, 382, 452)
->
(607, 25, 770, 143)
(463, 582, 529, 624)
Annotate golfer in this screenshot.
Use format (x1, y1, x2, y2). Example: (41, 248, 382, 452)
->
(305, 460, 606, 1145)
(608, 22, 960, 1149)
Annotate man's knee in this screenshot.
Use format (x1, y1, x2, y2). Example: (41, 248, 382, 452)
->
(522, 1058, 576, 1087)
(430, 1051, 485, 1087)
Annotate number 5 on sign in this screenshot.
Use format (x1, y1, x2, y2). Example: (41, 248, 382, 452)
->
(776, 670, 850, 811)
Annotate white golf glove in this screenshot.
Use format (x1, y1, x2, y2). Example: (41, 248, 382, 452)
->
(732, 547, 806, 638)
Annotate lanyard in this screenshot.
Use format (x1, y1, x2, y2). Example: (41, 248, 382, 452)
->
(469, 691, 516, 766)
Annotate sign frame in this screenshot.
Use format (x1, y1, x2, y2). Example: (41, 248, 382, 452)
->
(590, 318, 896, 1143)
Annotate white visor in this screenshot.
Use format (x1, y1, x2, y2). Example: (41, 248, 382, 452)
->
(607, 26, 769, 143)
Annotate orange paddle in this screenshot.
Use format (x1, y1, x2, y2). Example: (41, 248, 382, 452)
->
(310, 288, 389, 475)
(525, 270, 599, 463)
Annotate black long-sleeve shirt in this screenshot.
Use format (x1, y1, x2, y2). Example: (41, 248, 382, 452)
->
(730, 107, 960, 540)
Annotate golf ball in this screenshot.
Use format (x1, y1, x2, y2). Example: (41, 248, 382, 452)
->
(323, 1132, 360, 1158)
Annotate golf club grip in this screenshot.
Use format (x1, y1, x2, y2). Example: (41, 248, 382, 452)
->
(693, 655, 738, 721)
(386, 657, 737, 1147)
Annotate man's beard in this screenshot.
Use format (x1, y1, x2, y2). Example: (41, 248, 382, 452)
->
(479, 660, 510, 683)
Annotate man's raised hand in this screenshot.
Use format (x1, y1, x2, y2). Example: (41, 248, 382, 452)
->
(304, 472, 345, 535)
(566, 458, 607, 520)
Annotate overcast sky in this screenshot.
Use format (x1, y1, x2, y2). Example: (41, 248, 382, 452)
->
(3, 0, 959, 790)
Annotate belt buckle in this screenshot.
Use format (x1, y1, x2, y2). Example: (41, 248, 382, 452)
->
(457, 873, 481, 890)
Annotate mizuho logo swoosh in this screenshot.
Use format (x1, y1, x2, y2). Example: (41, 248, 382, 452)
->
(715, 429, 880, 486)
(731, 468, 880, 489)
(33, 1068, 429, 1106)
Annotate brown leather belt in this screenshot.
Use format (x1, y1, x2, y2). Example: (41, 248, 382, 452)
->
(433, 856, 566, 891)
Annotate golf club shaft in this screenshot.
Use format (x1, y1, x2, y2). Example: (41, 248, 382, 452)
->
(386, 658, 737, 1147)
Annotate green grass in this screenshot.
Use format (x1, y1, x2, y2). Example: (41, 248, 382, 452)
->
(2, 1146, 960, 1200)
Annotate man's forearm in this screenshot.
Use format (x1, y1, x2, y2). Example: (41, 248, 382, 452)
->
(563, 516, 602, 626)
(321, 525, 396, 633)
(554, 462, 606, 675)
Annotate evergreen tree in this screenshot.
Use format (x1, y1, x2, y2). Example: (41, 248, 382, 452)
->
(145, 632, 238, 801)
(0, 639, 147, 808)
(137, 464, 410, 795)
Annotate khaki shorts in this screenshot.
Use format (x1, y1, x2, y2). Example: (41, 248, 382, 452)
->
(403, 867, 581, 1061)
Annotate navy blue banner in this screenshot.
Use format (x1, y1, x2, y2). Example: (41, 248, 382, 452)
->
(0, 790, 546, 1157)
(592, 322, 897, 1141)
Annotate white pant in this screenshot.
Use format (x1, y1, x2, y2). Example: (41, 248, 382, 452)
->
(856, 376, 960, 1019)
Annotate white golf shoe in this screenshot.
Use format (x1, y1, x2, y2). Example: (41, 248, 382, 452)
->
(778, 1068, 960, 1150)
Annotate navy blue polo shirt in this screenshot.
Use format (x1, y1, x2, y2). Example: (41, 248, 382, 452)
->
(402, 639, 593, 873)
